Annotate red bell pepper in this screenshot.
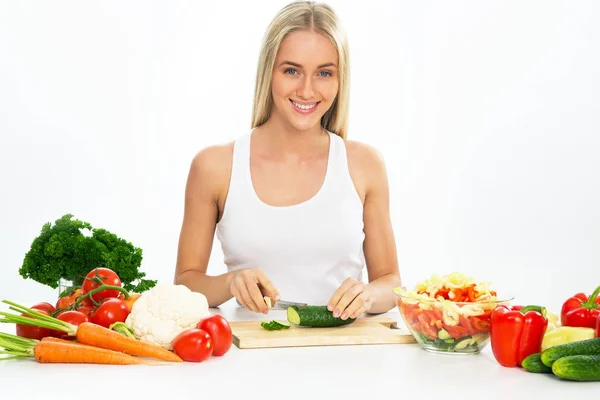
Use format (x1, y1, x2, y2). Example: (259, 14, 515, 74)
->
(489, 305, 548, 368)
(560, 285, 600, 328)
(596, 314, 600, 338)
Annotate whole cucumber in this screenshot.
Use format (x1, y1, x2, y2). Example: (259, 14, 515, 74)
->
(552, 355, 600, 381)
(541, 337, 600, 367)
(287, 305, 355, 327)
(521, 353, 552, 373)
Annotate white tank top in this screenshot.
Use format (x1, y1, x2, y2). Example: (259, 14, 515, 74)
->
(215, 130, 365, 306)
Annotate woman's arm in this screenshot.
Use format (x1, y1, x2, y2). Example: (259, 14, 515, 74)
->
(173, 144, 237, 308)
(361, 144, 401, 314)
(327, 141, 401, 319)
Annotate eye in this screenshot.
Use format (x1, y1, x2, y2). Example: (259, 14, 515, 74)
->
(284, 68, 298, 75)
(318, 71, 332, 78)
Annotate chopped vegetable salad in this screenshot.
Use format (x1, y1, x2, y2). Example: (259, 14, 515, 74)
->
(395, 272, 505, 353)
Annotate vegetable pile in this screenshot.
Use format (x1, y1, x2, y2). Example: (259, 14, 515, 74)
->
(1, 267, 233, 364)
(487, 284, 600, 382)
(19, 214, 157, 293)
(395, 272, 600, 381)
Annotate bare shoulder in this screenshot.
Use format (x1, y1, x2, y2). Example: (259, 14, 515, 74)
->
(190, 141, 234, 173)
(187, 141, 235, 202)
(344, 139, 388, 198)
(345, 140, 386, 168)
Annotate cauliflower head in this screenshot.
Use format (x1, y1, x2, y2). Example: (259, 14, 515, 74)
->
(125, 283, 211, 350)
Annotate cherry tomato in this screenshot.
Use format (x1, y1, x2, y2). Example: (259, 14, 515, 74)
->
(16, 309, 52, 340)
(91, 298, 130, 328)
(56, 288, 83, 310)
(52, 310, 90, 340)
(81, 267, 122, 303)
(197, 314, 232, 356)
(120, 293, 142, 312)
(31, 302, 56, 314)
(172, 328, 213, 362)
(75, 297, 96, 315)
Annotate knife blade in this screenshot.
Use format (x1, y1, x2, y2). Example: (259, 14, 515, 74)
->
(263, 296, 307, 310)
(272, 300, 308, 310)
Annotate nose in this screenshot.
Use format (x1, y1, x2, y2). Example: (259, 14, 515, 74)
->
(296, 75, 316, 100)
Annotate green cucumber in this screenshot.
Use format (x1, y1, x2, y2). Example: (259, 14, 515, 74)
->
(416, 330, 435, 344)
(541, 337, 600, 367)
(433, 338, 453, 350)
(286, 305, 355, 327)
(261, 320, 291, 331)
(521, 353, 552, 373)
(552, 355, 600, 381)
(437, 328, 452, 340)
(454, 336, 473, 351)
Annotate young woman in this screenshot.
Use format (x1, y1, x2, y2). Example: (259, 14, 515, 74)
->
(174, 1, 401, 321)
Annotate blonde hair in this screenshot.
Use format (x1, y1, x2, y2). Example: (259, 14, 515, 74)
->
(251, 1, 350, 139)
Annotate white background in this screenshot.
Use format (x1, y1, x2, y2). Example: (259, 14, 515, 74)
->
(1, 0, 599, 315)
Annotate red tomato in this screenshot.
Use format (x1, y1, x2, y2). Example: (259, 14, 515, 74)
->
(75, 297, 96, 315)
(52, 310, 90, 340)
(445, 324, 469, 340)
(470, 316, 491, 333)
(91, 298, 130, 328)
(81, 267, 122, 303)
(31, 302, 56, 314)
(197, 314, 232, 356)
(15, 309, 52, 340)
(172, 328, 213, 362)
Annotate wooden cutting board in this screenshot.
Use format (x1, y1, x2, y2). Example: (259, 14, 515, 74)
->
(230, 317, 417, 349)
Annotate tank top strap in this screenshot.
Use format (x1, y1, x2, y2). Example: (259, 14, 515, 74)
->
(327, 133, 352, 186)
(228, 132, 252, 197)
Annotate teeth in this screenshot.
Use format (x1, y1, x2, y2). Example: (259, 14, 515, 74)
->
(292, 101, 317, 110)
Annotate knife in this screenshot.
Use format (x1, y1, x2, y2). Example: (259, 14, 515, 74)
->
(263, 296, 307, 310)
(272, 300, 307, 310)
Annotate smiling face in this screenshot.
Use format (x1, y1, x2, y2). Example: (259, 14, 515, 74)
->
(270, 29, 339, 134)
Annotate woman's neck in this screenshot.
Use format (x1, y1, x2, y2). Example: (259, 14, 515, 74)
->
(255, 115, 328, 158)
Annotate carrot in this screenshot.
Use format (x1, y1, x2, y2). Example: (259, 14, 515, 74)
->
(1, 300, 182, 363)
(41, 336, 97, 347)
(1, 331, 149, 365)
(33, 340, 148, 365)
(75, 322, 182, 362)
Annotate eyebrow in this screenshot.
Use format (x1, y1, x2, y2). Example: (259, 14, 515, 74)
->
(279, 61, 337, 69)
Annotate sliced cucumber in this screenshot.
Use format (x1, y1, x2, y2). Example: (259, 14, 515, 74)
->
(454, 336, 473, 351)
(434, 338, 454, 350)
(437, 328, 452, 340)
(261, 320, 291, 331)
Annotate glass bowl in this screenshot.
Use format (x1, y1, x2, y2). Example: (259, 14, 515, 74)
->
(393, 287, 513, 355)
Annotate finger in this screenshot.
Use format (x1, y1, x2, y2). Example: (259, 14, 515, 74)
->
(333, 283, 364, 319)
(237, 281, 260, 313)
(327, 278, 358, 312)
(263, 296, 272, 309)
(345, 293, 375, 319)
(246, 279, 269, 314)
(256, 271, 280, 303)
(231, 285, 250, 311)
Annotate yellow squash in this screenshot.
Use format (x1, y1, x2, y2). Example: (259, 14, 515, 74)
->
(541, 326, 595, 352)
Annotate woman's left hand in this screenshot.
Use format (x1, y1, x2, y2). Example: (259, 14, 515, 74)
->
(327, 277, 376, 320)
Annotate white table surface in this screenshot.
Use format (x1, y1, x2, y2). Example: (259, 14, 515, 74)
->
(1, 299, 598, 399)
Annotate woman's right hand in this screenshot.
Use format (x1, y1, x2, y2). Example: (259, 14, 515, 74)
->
(228, 267, 280, 314)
